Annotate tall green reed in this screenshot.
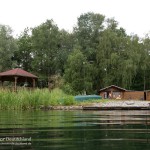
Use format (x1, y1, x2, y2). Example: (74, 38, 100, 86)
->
(0, 88, 76, 110)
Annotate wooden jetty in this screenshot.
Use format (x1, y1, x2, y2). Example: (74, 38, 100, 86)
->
(83, 106, 150, 110)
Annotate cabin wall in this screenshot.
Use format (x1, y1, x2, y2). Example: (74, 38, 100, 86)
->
(123, 91, 144, 100)
(146, 91, 150, 101)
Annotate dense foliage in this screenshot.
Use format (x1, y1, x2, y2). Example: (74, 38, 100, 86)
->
(1, 12, 150, 94)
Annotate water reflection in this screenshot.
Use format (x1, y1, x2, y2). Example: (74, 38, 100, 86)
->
(0, 110, 150, 150)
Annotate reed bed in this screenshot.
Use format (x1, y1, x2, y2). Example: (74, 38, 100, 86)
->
(0, 88, 76, 110)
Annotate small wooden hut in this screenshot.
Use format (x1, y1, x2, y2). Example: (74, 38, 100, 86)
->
(99, 85, 127, 99)
(99, 85, 145, 100)
(0, 68, 38, 91)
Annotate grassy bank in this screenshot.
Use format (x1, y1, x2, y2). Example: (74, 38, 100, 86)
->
(0, 88, 76, 110)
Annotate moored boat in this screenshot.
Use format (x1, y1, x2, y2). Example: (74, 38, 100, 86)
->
(75, 95, 102, 101)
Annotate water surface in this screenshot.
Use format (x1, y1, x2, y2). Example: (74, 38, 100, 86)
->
(0, 110, 150, 150)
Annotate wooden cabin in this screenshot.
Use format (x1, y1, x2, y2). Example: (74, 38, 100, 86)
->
(99, 85, 150, 100)
(99, 85, 127, 99)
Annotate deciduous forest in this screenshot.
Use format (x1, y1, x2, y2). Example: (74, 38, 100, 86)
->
(1, 12, 150, 94)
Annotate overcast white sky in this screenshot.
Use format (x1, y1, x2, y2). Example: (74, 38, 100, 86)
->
(0, 0, 150, 37)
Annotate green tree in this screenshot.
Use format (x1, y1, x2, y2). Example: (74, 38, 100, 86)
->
(133, 35, 150, 90)
(14, 28, 33, 71)
(56, 29, 75, 75)
(96, 18, 141, 89)
(74, 12, 105, 61)
(31, 20, 60, 78)
(0, 25, 17, 71)
(64, 49, 93, 94)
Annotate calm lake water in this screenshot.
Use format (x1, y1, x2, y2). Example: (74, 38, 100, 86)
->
(0, 110, 150, 150)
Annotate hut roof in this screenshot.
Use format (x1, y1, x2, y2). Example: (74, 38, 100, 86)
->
(0, 68, 38, 82)
(99, 85, 127, 92)
(0, 68, 38, 79)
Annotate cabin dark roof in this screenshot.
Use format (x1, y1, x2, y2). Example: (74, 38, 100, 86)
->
(99, 85, 127, 92)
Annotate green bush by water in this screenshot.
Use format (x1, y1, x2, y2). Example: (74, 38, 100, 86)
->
(0, 88, 76, 110)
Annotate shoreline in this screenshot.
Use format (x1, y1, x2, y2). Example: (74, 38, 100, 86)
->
(39, 100, 150, 110)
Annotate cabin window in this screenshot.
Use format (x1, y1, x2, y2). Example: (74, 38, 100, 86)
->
(113, 92, 121, 98)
